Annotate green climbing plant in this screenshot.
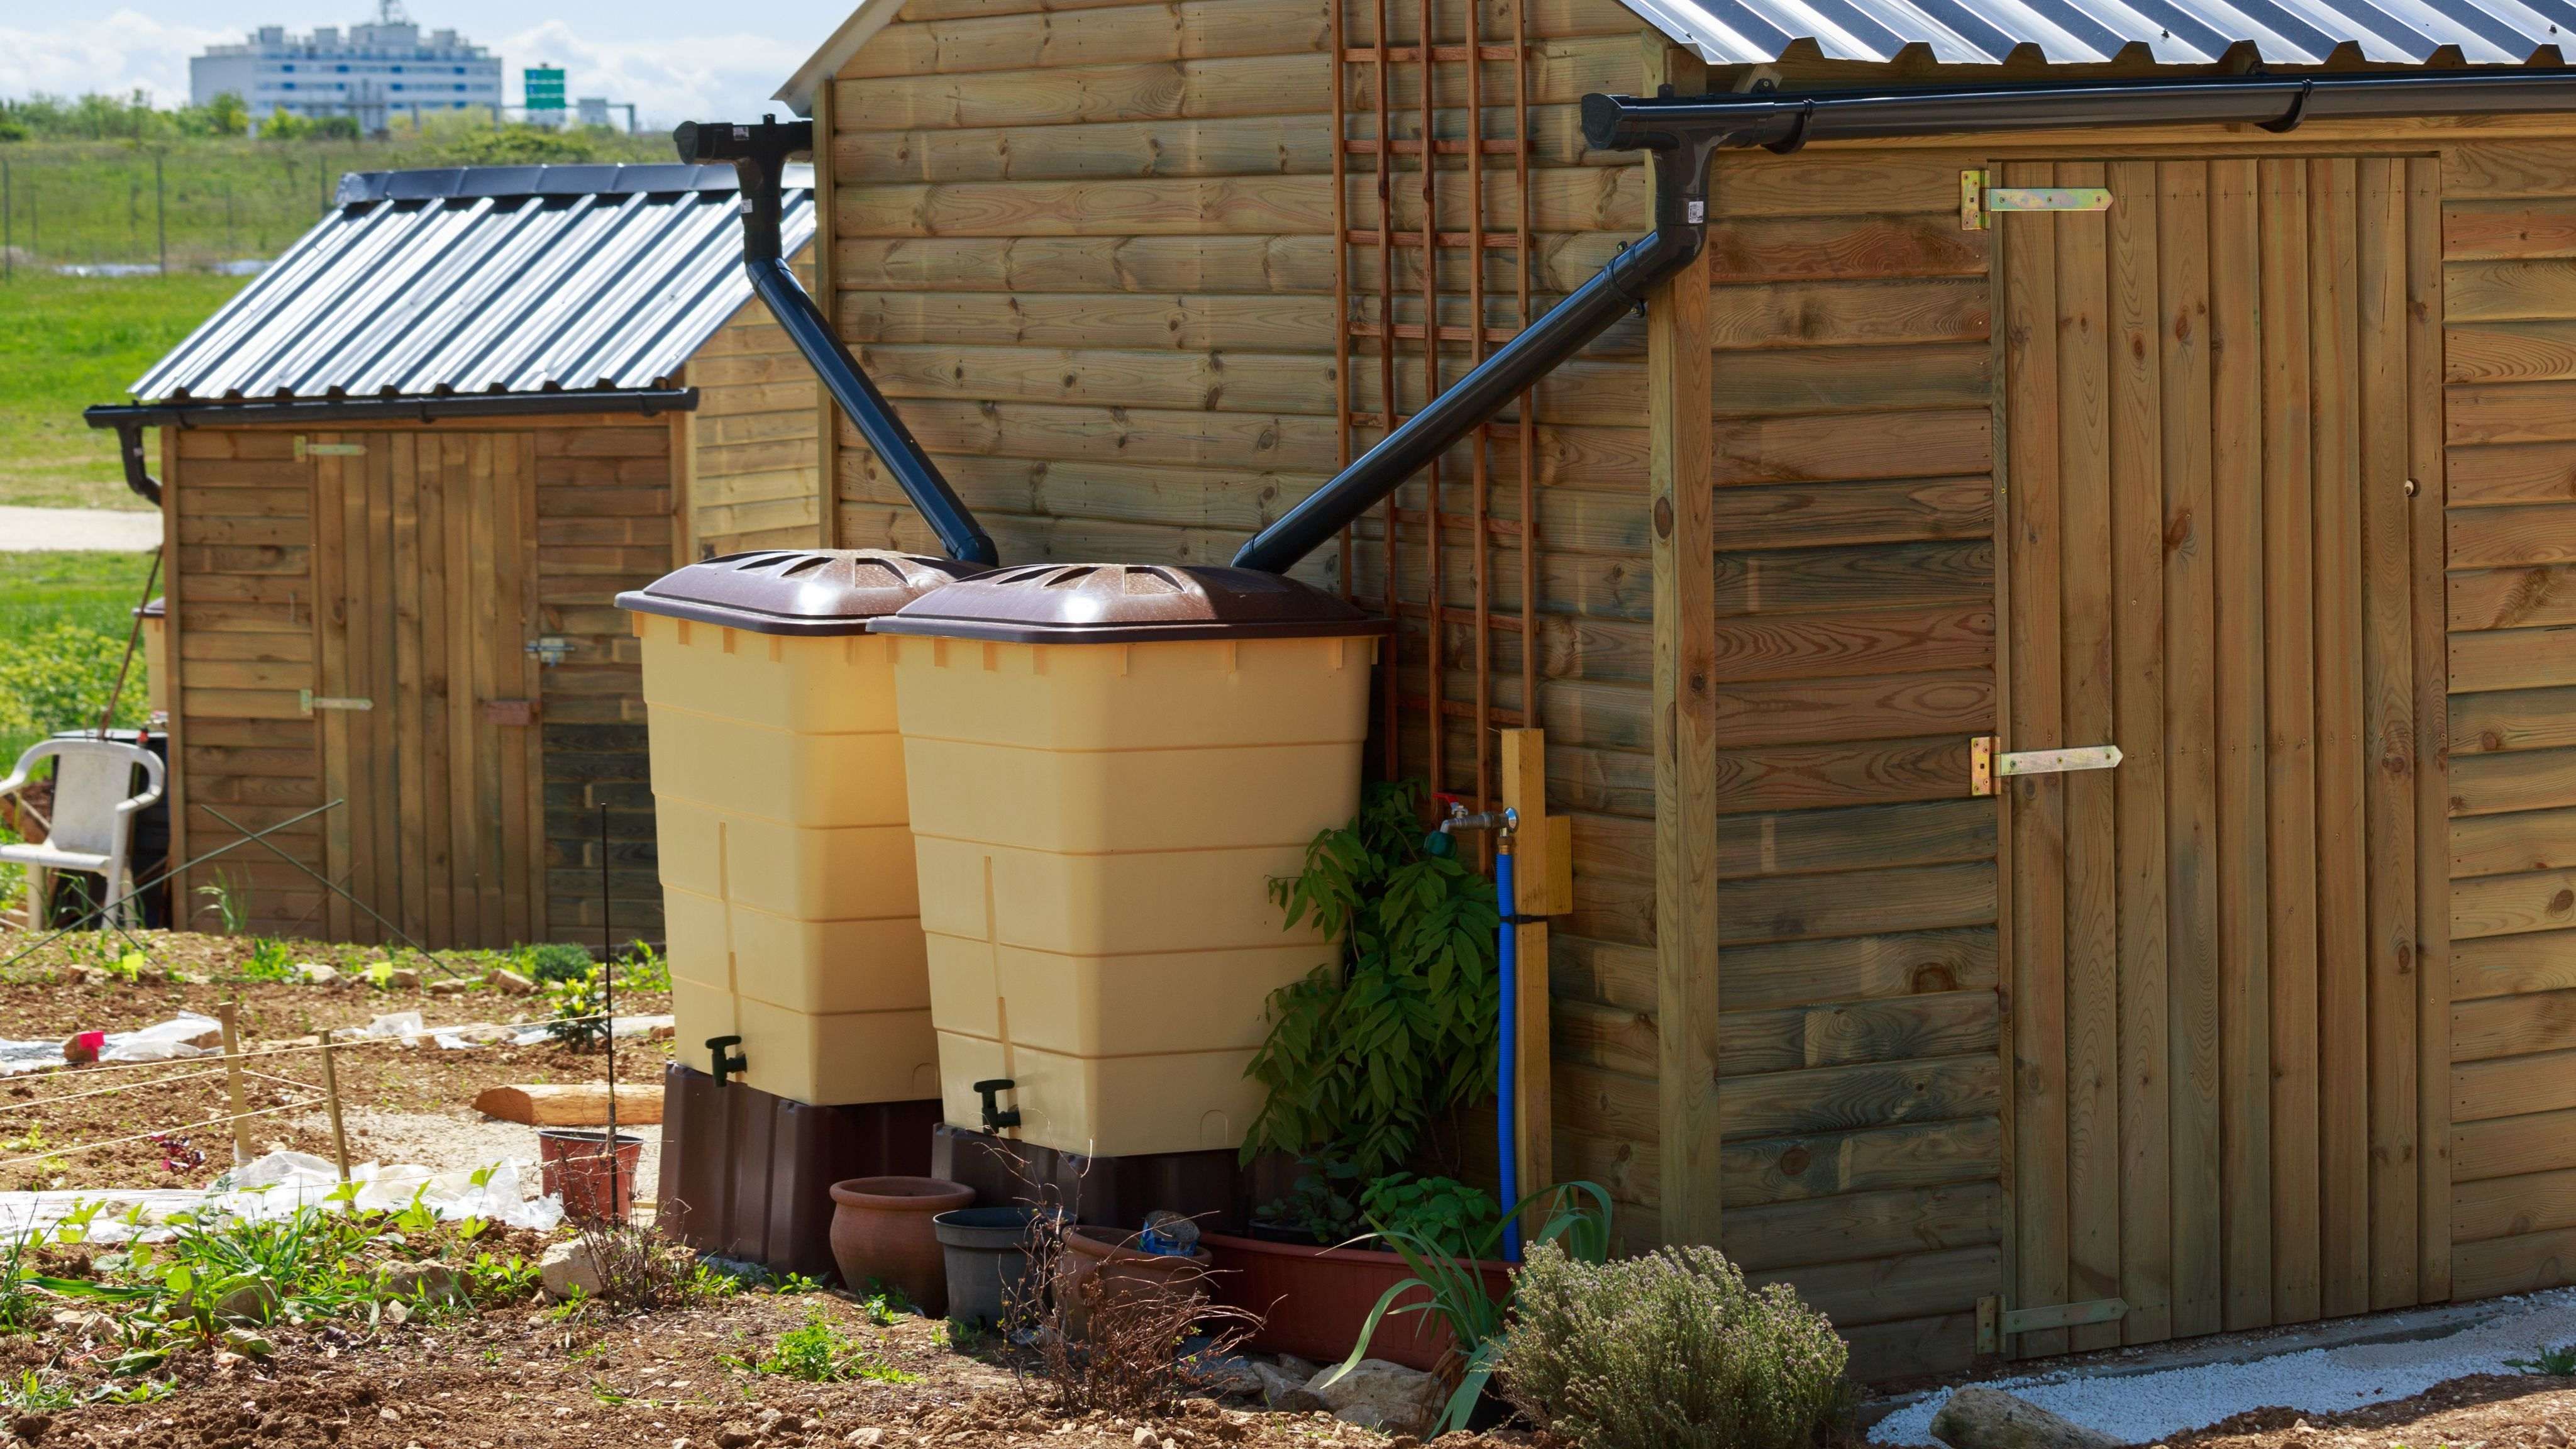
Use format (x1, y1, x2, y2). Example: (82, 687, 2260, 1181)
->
(1241, 779, 1500, 1180)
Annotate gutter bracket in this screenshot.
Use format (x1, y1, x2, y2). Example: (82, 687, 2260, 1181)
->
(2262, 78, 2314, 132)
(1764, 98, 1816, 154)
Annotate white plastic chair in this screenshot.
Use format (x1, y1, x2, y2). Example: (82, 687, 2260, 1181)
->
(0, 738, 165, 930)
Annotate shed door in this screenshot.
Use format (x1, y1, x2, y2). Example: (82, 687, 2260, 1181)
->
(310, 431, 547, 950)
(1998, 157, 2448, 1356)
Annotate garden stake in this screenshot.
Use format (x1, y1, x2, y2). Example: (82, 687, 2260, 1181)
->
(319, 1040, 350, 1182)
(217, 1001, 251, 1166)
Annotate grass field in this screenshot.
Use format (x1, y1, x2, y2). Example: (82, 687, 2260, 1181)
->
(0, 551, 156, 768)
(0, 272, 248, 509)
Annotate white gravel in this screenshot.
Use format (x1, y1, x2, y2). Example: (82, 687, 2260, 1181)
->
(0, 506, 160, 552)
(1871, 1288, 2576, 1446)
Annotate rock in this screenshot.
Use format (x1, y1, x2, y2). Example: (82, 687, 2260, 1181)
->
(387, 968, 422, 989)
(1249, 1361, 1328, 1414)
(1195, 1354, 1266, 1399)
(211, 1280, 279, 1323)
(13, 1411, 50, 1441)
(1134, 1429, 1156, 1448)
(1930, 1388, 2123, 1449)
(424, 975, 477, 994)
(379, 1262, 463, 1303)
(1308, 1359, 1441, 1439)
(379, 1407, 401, 1424)
(539, 1238, 604, 1301)
(716, 1429, 756, 1449)
(58, 1034, 96, 1065)
(1274, 1353, 1320, 1380)
(489, 969, 537, 996)
(845, 1431, 883, 1447)
(2543, 1426, 2568, 1449)
(295, 963, 338, 985)
(754, 1409, 787, 1437)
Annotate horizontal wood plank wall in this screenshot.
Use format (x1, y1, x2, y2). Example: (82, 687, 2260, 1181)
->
(1556, 140, 2003, 1381)
(2440, 139, 2576, 1300)
(168, 428, 326, 935)
(689, 247, 826, 557)
(536, 421, 677, 946)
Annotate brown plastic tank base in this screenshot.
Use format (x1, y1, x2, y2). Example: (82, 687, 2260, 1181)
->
(931, 1123, 1242, 1233)
(656, 1063, 943, 1284)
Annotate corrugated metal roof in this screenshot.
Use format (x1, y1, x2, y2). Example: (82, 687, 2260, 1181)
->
(1624, 0, 2576, 67)
(130, 163, 817, 405)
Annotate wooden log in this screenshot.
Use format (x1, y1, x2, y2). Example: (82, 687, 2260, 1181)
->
(472, 1082, 665, 1127)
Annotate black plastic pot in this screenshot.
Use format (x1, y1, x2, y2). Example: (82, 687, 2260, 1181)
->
(933, 1205, 1064, 1329)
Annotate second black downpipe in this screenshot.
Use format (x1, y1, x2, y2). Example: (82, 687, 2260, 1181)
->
(675, 118, 998, 567)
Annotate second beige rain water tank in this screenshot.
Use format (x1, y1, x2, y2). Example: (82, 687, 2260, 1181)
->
(619, 550, 983, 1106)
(873, 564, 1386, 1158)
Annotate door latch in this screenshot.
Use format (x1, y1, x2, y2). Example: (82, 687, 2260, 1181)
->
(1971, 736, 2123, 796)
(299, 691, 373, 714)
(292, 436, 366, 460)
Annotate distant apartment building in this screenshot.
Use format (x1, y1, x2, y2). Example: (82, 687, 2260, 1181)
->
(192, 3, 502, 132)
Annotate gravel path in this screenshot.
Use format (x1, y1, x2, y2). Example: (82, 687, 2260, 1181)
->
(0, 505, 161, 552)
(291, 1108, 665, 1202)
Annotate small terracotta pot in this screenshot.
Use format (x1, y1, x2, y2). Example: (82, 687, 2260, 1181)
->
(537, 1128, 646, 1226)
(828, 1176, 975, 1313)
(1056, 1223, 1214, 1337)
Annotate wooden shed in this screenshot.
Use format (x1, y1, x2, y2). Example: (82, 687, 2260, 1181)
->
(89, 162, 820, 949)
(741, 0, 2576, 1379)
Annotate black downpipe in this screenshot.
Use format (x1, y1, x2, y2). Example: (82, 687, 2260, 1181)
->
(1232, 143, 1717, 574)
(102, 421, 160, 506)
(674, 118, 998, 567)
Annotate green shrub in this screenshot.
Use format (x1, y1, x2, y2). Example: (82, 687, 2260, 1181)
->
(521, 941, 595, 984)
(1495, 1241, 1850, 1449)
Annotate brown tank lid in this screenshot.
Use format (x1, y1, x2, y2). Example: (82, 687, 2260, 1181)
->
(616, 550, 985, 636)
(872, 563, 1388, 645)
(135, 597, 165, 620)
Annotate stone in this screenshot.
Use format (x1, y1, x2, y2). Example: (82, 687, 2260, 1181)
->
(538, 1238, 605, 1301)
(211, 1280, 279, 1323)
(386, 968, 423, 989)
(1194, 1354, 1265, 1399)
(716, 1429, 756, 1449)
(13, 1411, 51, 1441)
(1134, 1428, 1156, 1447)
(1930, 1388, 2123, 1449)
(1274, 1353, 1321, 1380)
(754, 1409, 787, 1437)
(295, 962, 338, 985)
(489, 969, 536, 996)
(58, 1035, 94, 1065)
(377, 1262, 463, 1304)
(1308, 1359, 1441, 1439)
(844, 1431, 883, 1447)
(424, 975, 477, 994)
(2543, 1426, 2568, 1449)
(1249, 1362, 1328, 1415)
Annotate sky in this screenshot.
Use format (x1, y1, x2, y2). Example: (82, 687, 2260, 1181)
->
(0, 0, 858, 128)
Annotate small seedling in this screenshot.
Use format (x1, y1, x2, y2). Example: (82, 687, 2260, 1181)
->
(727, 1304, 913, 1384)
(2511, 1344, 2576, 1375)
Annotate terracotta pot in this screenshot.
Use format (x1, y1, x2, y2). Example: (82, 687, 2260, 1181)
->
(1056, 1223, 1214, 1336)
(827, 1176, 975, 1313)
(1200, 1230, 1512, 1372)
(537, 1128, 646, 1226)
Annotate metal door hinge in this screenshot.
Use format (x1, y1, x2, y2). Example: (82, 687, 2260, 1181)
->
(299, 691, 373, 714)
(1976, 1294, 2130, 1354)
(1971, 736, 2123, 796)
(293, 436, 365, 460)
(1962, 170, 2113, 230)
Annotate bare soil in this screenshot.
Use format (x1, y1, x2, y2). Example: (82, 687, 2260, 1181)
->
(0, 927, 669, 1191)
(2169, 1374, 2576, 1449)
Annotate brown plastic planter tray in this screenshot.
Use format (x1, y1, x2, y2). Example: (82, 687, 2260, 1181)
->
(931, 1123, 1243, 1232)
(1200, 1231, 1512, 1372)
(656, 1063, 942, 1284)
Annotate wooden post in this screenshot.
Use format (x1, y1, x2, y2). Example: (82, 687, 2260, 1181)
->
(217, 1001, 252, 1166)
(319, 1041, 351, 1182)
(1645, 33, 1724, 1250)
(1499, 730, 1566, 1197)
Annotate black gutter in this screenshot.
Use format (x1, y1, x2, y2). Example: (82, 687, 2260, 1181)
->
(83, 389, 700, 506)
(1234, 64, 2576, 575)
(674, 117, 998, 568)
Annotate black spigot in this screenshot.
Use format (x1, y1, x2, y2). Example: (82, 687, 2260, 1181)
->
(706, 1035, 748, 1086)
(972, 1078, 1022, 1132)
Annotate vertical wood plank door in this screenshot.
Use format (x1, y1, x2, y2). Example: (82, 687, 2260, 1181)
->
(312, 431, 546, 950)
(1999, 155, 2447, 1353)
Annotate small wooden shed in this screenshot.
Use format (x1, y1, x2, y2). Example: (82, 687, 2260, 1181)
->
(96, 162, 821, 949)
(756, 0, 2576, 1378)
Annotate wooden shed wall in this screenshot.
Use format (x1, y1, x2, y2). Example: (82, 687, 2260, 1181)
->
(2437, 140, 2576, 1301)
(686, 247, 826, 558)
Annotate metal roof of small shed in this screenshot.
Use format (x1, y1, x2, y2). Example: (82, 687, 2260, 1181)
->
(128, 162, 816, 407)
(775, 0, 2576, 111)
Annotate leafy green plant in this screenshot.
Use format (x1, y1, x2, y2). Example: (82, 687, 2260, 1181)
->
(2511, 1343, 2576, 1375)
(544, 965, 611, 1050)
(521, 941, 596, 984)
(728, 1303, 912, 1383)
(1244, 779, 1501, 1179)
(193, 875, 249, 936)
(1, 1370, 74, 1411)
(1323, 1182, 1613, 1436)
(616, 940, 670, 992)
(1255, 1155, 1364, 1245)
(235, 937, 296, 983)
(1360, 1174, 1502, 1260)
(1495, 1241, 1850, 1449)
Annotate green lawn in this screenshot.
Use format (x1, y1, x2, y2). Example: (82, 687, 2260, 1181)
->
(0, 550, 157, 768)
(0, 272, 248, 509)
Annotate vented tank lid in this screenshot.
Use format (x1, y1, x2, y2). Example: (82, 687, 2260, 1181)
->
(871, 562, 1388, 645)
(616, 550, 985, 636)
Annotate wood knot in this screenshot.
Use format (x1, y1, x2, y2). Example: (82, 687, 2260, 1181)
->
(1777, 1146, 1811, 1177)
(1653, 496, 1674, 540)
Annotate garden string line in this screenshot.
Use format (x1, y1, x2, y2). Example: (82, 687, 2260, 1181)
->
(0, 1095, 321, 1172)
(0, 799, 343, 975)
